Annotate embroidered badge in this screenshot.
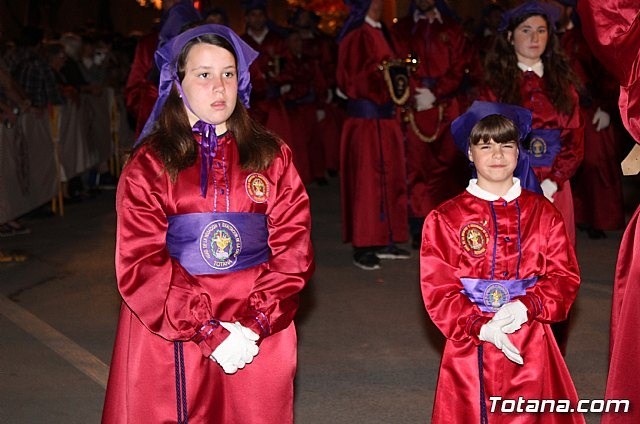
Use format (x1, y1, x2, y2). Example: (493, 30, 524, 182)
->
(245, 173, 269, 203)
(460, 222, 489, 257)
(529, 136, 547, 158)
(483, 283, 510, 312)
(200, 220, 242, 270)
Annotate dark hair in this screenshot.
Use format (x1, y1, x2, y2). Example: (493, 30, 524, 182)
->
(469, 114, 520, 146)
(483, 12, 581, 115)
(139, 33, 280, 180)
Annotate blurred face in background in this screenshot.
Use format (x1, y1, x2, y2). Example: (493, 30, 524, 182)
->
(246, 9, 267, 32)
(367, 0, 383, 22)
(510, 15, 549, 66)
(415, 0, 436, 13)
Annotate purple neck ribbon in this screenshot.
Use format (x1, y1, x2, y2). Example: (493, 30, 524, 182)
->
(192, 120, 218, 198)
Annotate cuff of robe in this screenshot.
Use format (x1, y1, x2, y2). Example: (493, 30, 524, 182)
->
(239, 310, 271, 342)
(193, 320, 228, 357)
(517, 293, 543, 321)
(465, 314, 491, 344)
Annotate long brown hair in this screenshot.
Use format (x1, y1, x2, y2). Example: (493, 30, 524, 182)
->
(137, 34, 280, 180)
(483, 12, 581, 116)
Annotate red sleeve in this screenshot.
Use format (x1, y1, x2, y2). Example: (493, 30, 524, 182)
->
(518, 206, 581, 323)
(549, 89, 584, 186)
(115, 148, 228, 356)
(239, 145, 315, 338)
(430, 28, 470, 100)
(420, 209, 489, 344)
(337, 28, 390, 103)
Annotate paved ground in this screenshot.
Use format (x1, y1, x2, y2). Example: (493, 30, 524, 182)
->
(0, 174, 638, 423)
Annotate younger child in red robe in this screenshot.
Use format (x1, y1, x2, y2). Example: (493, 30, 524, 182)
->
(420, 101, 584, 424)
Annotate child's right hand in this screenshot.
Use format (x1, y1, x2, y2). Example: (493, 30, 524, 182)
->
(479, 317, 524, 365)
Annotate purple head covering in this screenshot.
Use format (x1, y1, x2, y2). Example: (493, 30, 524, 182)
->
(498, 0, 560, 32)
(158, 0, 202, 47)
(242, 0, 267, 12)
(138, 24, 259, 198)
(138, 24, 259, 143)
(451, 101, 542, 194)
(337, 0, 372, 42)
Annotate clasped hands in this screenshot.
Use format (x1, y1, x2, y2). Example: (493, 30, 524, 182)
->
(210, 321, 260, 374)
(479, 300, 528, 365)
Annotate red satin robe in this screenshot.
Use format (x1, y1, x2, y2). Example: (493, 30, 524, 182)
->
(421, 186, 584, 424)
(577, 2, 640, 422)
(392, 13, 470, 218)
(560, 26, 625, 231)
(480, 74, 584, 246)
(336, 23, 408, 247)
(124, 30, 159, 139)
(101, 133, 314, 424)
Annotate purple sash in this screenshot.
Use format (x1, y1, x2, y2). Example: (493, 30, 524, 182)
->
(347, 99, 395, 119)
(460, 277, 538, 312)
(166, 212, 269, 275)
(526, 128, 561, 168)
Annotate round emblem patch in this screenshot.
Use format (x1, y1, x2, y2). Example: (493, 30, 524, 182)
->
(529, 137, 547, 158)
(483, 283, 510, 312)
(245, 173, 269, 203)
(200, 220, 242, 270)
(460, 222, 490, 257)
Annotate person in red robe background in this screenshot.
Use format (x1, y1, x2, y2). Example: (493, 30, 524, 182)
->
(336, 0, 411, 270)
(421, 100, 584, 424)
(552, 0, 626, 239)
(392, 0, 471, 250)
(479, 1, 585, 356)
(102, 24, 314, 423)
(577, 1, 640, 422)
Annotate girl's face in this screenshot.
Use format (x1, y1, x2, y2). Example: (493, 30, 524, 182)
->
(180, 43, 238, 134)
(469, 139, 519, 194)
(510, 15, 549, 66)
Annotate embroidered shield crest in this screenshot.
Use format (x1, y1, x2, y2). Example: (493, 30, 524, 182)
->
(200, 220, 242, 270)
(460, 222, 490, 257)
(529, 136, 547, 158)
(483, 283, 510, 312)
(245, 173, 269, 203)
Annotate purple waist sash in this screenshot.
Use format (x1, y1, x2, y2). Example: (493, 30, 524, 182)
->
(460, 277, 538, 312)
(166, 212, 269, 275)
(526, 128, 561, 168)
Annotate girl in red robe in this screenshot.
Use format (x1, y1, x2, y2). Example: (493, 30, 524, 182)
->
(421, 101, 584, 424)
(101, 24, 314, 424)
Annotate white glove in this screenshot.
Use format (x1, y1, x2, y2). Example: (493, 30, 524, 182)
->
(592, 107, 611, 131)
(493, 300, 528, 334)
(414, 87, 436, 112)
(316, 109, 326, 122)
(280, 84, 292, 95)
(479, 316, 524, 365)
(540, 178, 558, 202)
(210, 322, 259, 374)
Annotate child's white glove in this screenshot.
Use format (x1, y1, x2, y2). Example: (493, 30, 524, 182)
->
(210, 322, 259, 374)
(592, 107, 611, 131)
(414, 87, 436, 111)
(493, 300, 528, 334)
(540, 178, 558, 202)
(479, 316, 524, 365)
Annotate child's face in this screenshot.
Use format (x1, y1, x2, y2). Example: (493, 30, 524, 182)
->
(469, 138, 518, 190)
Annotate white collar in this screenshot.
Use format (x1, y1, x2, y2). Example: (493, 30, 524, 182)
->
(414, 8, 442, 24)
(365, 15, 382, 29)
(466, 178, 522, 202)
(517, 61, 544, 77)
(248, 27, 269, 45)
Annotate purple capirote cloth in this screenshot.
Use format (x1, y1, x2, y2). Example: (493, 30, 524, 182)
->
(498, 0, 561, 32)
(451, 100, 542, 194)
(137, 24, 259, 144)
(460, 276, 538, 312)
(166, 212, 270, 275)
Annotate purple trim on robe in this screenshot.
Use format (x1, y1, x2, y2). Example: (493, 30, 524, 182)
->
(526, 128, 561, 168)
(346, 99, 395, 119)
(460, 277, 538, 312)
(167, 212, 269, 275)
